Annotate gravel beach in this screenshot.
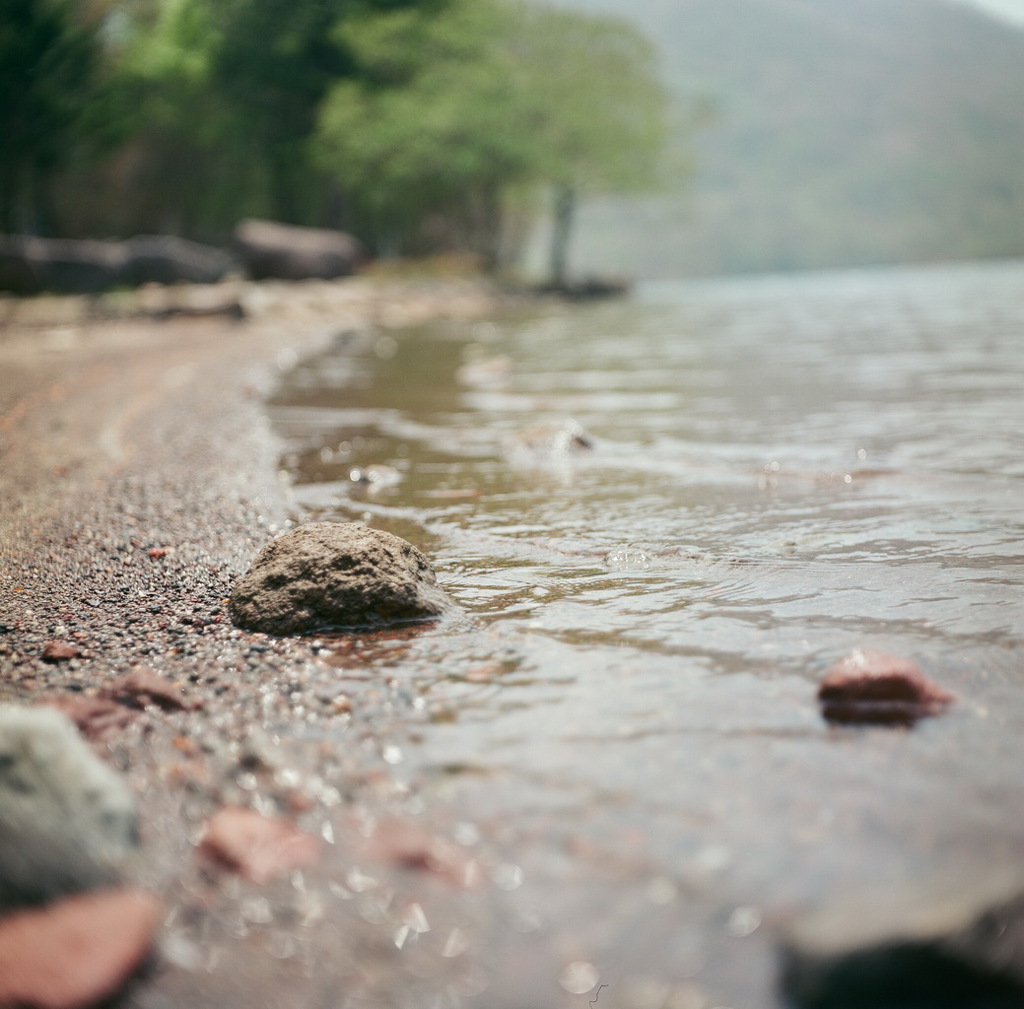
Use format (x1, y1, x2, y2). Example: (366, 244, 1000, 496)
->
(0, 276, 511, 1008)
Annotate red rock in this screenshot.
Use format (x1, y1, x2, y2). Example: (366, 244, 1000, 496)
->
(40, 695, 139, 743)
(818, 649, 954, 726)
(146, 548, 168, 560)
(352, 816, 483, 888)
(198, 807, 320, 884)
(0, 887, 162, 1009)
(40, 641, 80, 664)
(101, 668, 202, 712)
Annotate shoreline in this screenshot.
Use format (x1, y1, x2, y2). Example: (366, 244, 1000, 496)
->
(0, 274, 521, 1007)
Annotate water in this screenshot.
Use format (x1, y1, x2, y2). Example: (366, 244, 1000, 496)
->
(270, 261, 1024, 1007)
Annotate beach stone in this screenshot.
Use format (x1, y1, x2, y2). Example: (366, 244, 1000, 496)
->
(229, 522, 453, 635)
(198, 807, 320, 884)
(818, 649, 954, 726)
(0, 887, 162, 1009)
(0, 706, 138, 912)
(40, 641, 80, 663)
(40, 695, 139, 745)
(102, 667, 202, 712)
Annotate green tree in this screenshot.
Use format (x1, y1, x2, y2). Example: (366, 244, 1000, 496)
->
(315, 0, 670, 277)
(0, 0, 116, 232)
(184, 0, 447, 224)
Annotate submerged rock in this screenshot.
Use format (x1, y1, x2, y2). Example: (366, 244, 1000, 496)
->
(818, 649, 954, 726)
(229, 521, 453, 635)
(507, 419, 594, 460)
(0, 706, 138, 912)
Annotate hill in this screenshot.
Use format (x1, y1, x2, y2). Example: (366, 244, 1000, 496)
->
(548, 0, 1024, 276)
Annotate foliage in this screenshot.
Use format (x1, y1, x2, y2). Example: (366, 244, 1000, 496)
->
(315, 0, 670, 271)
(0, 0, 118, 231)
(3, 0, 671, 276)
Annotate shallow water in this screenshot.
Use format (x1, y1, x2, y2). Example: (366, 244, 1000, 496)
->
(270, 261, 1024, 1007)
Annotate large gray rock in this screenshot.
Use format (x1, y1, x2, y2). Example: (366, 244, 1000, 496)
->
(229, 522, 453, 635)
(233, 218, 364, 281)
(119, 234, 235, 287)
(0, 706, 138, 911)
(0, 235, 126, 294)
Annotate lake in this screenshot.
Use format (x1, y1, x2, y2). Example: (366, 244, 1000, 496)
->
(269, 260, 1024, 1008)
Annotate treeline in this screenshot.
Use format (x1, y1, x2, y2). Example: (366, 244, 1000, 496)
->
(1, 0, 670, 278)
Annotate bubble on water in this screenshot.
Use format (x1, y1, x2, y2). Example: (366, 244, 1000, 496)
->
(605, 546, 652, 571)
(267, 931, 298, 959)
(646, 876, 678, 905)
(511, 906, 544, 933)
(241, 895, 272, 924)
(382, 744, 403, 765)
(297, 893, 324, 927)
(450, 966, 489, 997)
(358, 894, 390, 925)
(559, 961, 599, 995)
(725, 905, 761, 937)
(161, 932, 204, 971)
(374, 335, 398, 359)
(492, 862, 523, 891)
(454, 821, 480, 846)
(442, 927, 469, 958)
(346, 867, 378, 892)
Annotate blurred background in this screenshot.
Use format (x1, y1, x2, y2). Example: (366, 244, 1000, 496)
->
(3, 0, 1024, 281)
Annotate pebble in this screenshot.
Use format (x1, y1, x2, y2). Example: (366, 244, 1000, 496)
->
(40, 642, 80, 664)
(198, 807, 321, 884)
(818, 649, 954, 726)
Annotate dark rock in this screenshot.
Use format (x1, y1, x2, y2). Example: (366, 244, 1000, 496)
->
(228, 522, 453, 635)
(198, 807, 320, 884)
(0, 706, 138, 912)
(118, 234, 234, 287)
(233, 218, 364, 281)
(0, 887, 162, 1009)
(0, 235, 126, 295)
(818, 649, 954, 726)
(781, 879, 1024, 1008)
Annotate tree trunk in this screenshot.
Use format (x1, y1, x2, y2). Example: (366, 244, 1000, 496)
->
(549, 183, 576, 289)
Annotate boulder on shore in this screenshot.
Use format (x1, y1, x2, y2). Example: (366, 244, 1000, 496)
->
(233, 218, 364, 281)
(229, 522, 454, 635)
(119, 234, 235, 287)
(0, 232, 233, 294)
(0, 235, 126, 295)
